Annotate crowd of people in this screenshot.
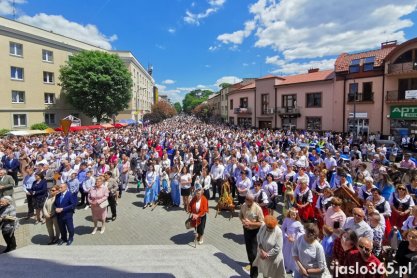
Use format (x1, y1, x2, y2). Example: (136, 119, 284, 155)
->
(0, 115, 417, 277)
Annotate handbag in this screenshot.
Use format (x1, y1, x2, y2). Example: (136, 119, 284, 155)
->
(185, 214, 193, 229)
(99, 199, 109, 208)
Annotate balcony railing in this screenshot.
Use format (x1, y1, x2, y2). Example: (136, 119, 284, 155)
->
(347, 92, 374, 103)
(386, 90, 417, 102)
(234, 107, 252, 114)
(276, 106, 301, 114)
(388, 62, 417, 75)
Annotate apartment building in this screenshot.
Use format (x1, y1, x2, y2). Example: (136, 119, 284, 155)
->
(0, 16, 154, 130)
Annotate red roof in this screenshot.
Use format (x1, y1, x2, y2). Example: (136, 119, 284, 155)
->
(277, 69, 334, 85)
(335, 46, 396, 72)
(240, 82, 256, 90)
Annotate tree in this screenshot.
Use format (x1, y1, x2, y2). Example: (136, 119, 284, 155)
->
(59, 50, 133, 123)
(182, 89, 214, 113)
(143, 101, 177, 124)
(30, 123, 49, 130)
(174, 102, 182, 114)
(191, 103, 212, 120)
(219, 83, 231, 89)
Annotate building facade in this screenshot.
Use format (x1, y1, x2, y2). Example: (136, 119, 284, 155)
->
(0, 16, 153, 130)
(228, 83, 256, 127)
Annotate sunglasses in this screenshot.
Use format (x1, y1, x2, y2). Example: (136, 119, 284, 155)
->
(359, 245, 371, 253)
(398, 188, 406, 191)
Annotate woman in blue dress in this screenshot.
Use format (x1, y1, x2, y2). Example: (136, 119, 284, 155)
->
(169, 165, 181, 206)
(143, 164, 156, 209)
(376, 172, 395, 201)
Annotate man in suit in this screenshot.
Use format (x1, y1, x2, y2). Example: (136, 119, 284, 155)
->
(0, 169, 15, 198)
(55, 183, 76, 246)
(3, 154, 19, 187)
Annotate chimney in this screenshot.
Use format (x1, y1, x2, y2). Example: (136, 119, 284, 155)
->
(381, 40, 397, 49)
(308, 68, 319, 73)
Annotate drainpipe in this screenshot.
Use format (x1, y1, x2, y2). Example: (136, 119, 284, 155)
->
(342, 77, 346, 133)
(254, 88, 256, 128)
(381, 74, 385, 136)
(275, 87, 278, 128)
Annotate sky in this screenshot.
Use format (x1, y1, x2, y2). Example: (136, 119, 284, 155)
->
(2, 0, 417, 103)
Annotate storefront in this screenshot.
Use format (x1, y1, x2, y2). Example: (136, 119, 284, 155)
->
(347, 112, 369, 136)
(390, 106, 417, 139)
(259, 121, 272, 129)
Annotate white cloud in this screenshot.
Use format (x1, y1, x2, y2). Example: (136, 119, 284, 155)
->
(208, 45, 220, 51)
(184, 0, 226, 25)
(216, 0, 417, 74)
(0, 0, 25, 16)
(217, 20, 256, 44)
(162, 79, 176, 85)
(18, 13, 117, 49)
(215, 76, 242, 87)
(156, 84, 167, 91)
(267, 57, 336, 75)
(168, 28, 176, 34)
(155, 44, 166, 50)
(218, 0, 417, 62)
(205, 64, 211, 68)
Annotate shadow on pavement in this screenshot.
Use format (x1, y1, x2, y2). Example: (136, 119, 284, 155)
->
(0, 256, 176, 278)
(170, 231, 196, 245)
(132, 201, 145, 208)
(31, 234, 50, 245)
(74, 225, 93, 235)
(223, 232, 244, 244)
(213, 252, 249, 278)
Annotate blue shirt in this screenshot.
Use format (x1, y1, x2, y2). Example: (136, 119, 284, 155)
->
(321, 235, 334, 257)
(22, 174, 36, 192)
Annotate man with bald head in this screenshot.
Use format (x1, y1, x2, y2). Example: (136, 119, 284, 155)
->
(340, 237, 384, 278)
(343, 207, 373, 241)
(239, 193, 264, 278)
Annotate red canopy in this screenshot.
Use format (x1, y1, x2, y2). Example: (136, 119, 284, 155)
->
(55, 125, 104, 132)
(114, 123, 128, 128)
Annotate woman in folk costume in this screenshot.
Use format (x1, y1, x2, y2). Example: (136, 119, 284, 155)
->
(367, 188, 392, 242)
(169, 164, 181, 207)
(390, 184, 414, 230)
(294, 177, 314, 222)
(160, 167, 169, 192)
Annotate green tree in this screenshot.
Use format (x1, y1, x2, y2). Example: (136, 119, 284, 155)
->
(182, 89, 213, 113)
(174, 102, 182, 113)
(219, 83, 231, 89)
(59, 51, 132, 123)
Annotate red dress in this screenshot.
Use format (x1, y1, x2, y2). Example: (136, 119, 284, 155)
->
(295, 187, 314, 222)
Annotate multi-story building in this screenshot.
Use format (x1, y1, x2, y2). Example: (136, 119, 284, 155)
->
(334, 41, 397, 136)
(113, 51, 154, 122)
(219, 79, 255, 122)
(384, 38, 417, 138)
(0, 16, 153, 130)
(228, 82, 256, 126)
(206, 93, 221, 118)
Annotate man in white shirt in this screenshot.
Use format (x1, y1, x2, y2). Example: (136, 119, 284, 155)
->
(210, 158, 225, 200)
(324, 150, 337, 181)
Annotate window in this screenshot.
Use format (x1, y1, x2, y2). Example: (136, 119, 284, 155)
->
(229, 117, 234, 124)
(349, 59, 360, 73)
(9, 42, 23, 56)
(43, 72, 54, 83)
(237, 117, 251, 127)
(240, 97, 248, 108)
(282, 95, 296, 108)
(44, 93, 55, 104)
(11, 66, 24, 80)
(42, 50, 53, 62)
(13, 114, 27, 127)
(363, 56, 375, 71)
(229, 99, 234, 110)
(306, 117, 322, 130)
(362, 82, 373, 101)
(306, 92, 322, 108)
(11, 91, 25, 103)
(44, 113, 56, 124)
(348, 83, 359, 101)
(261, 94, 269, 114)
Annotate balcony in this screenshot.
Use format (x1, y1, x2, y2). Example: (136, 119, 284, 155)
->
(234, 107, 252, 114)
(386, 90, 417, 104)
(277, 106, 301, 118)
(347, 92, 374, 103)
(387, 62, 417, 75)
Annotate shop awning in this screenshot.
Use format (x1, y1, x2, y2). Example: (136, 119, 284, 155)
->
(7, 130, 51, 136)
(119, 119, 137, 125)
(100, 124, 114, 129)
(114, 123, 128, 128)
(55, 125, 104, 132)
